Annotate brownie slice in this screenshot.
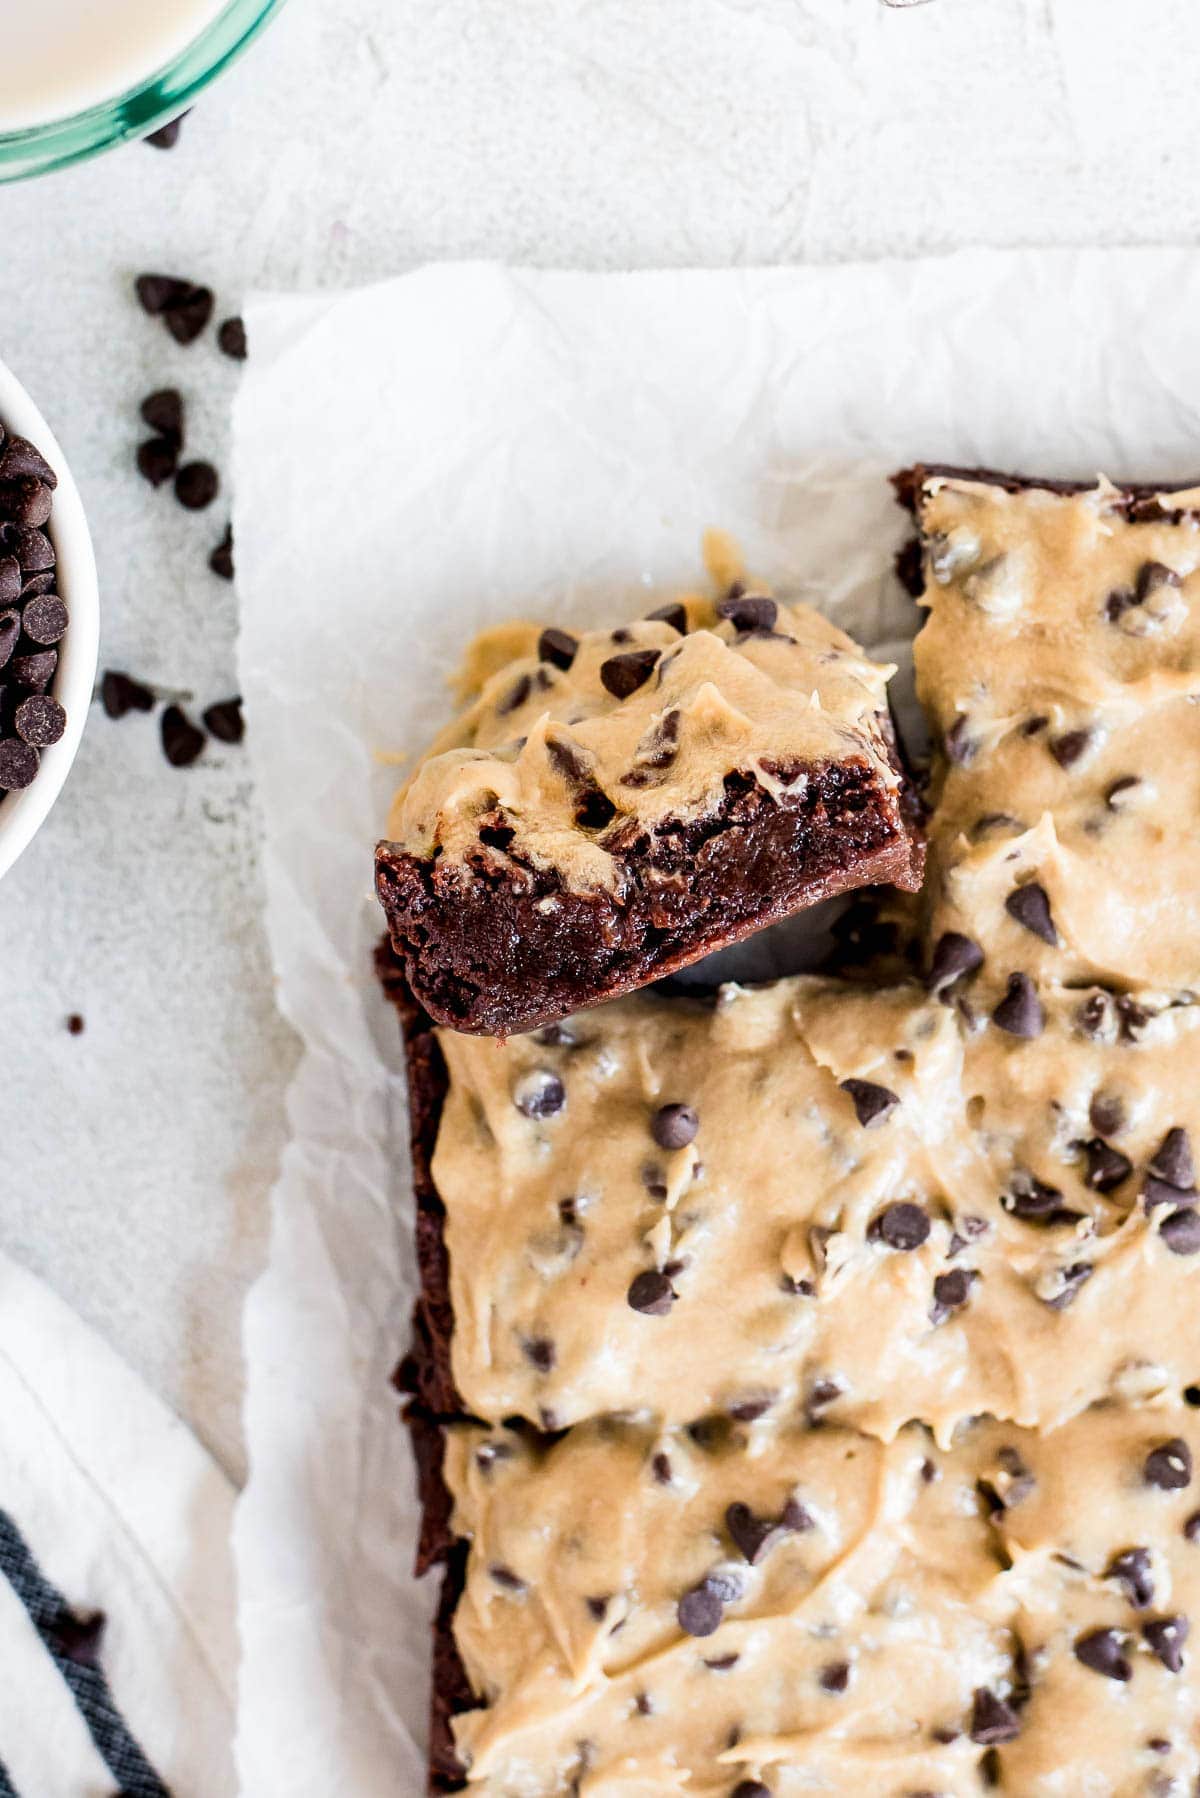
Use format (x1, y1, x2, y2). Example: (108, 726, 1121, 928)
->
(376, 582, 923, 1036)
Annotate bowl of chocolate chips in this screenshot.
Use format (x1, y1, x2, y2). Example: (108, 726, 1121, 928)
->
(0, 356, 99, 881)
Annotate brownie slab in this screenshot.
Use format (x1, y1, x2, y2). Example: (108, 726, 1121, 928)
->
(376, 571, 923, 1036)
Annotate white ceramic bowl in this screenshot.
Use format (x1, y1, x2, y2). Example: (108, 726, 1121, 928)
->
(0, 356, 99, 882)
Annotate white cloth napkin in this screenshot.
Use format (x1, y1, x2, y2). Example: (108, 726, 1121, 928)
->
(0, 1250, 236, 1797)
(232, 250, 1200, 1794)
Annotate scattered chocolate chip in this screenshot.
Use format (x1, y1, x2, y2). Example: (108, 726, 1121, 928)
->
(628, 1270, 676, 1315)
(217, 316, 247, 360)
(1105, 775, 1141, 810)
(993, 973, 1044, 1038)
(1050, 728, 1092, 768)
(931, 1267, 977, 1324)
(716, 593, 777, 633)
(66, 1013, 84, 1035)
(22, 595, 68, 646)
(140, 388, 183, 442)
(818, 1660, 850, 1694)
(135, 273, 192, 315)
(0, 738, 39, 789)
(136, 436, 178, 487)
(1074, 1627, 1132, 1681)
(1089, 1092, 1125, 1136)
(1144, 1439, 1193, 1490)
(646, 602, 687, 633)
(1143, 1615, 1188, 1672)
(869, 1201, 930, 1251)
(1106, 1546, 1155, 1609)
(944, 714, 975, 764)
(1162, 1209, 1200, 1255)
(12, 650, 56, 692)
(1082, 1138, 1132, 1193)
(203, 697, 244, 744)
(145, 111, 190, 149)
(513, 1069, 565, 1118)
(969, 1688, 1022, 1745)
(651, 1103, 698, 1150)
(1150, 1129, 1195, 1191)
(160, 704, 205, 767)
(537, 627, 577, 671)
(839, 1078, 899, 1128)
(1137, 561, 1181, 603)
(600, 648, 660, 699)
(101, 670, 155, 719)
(174, 461, 219, 510)
(15, 694, 65, 747)
(46, 1609, 105, 1667)
(1005, 882, 1058, 945)
(677, 1578, 726, 1638)
(164, 285, 215, 346)
(209, 524, 235, 581)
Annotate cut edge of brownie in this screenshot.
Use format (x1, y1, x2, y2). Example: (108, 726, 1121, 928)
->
(378, 747, 924, 1037)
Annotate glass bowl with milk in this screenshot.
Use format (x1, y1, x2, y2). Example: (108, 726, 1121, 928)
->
(0, 0, 287, 181)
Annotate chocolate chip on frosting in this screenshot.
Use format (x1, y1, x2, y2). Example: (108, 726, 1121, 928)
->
(725, 1502, 791, 1565)
(1143, 1438, 1193, 1490)
(1149, 1128, 1196, 1192)
(1141, 1615, 1188, 1673)
(1089, 1091, 1126, 1136)
(599, 648, 660, 699)
(1004, 1171, 1066, 1223)
(927, 931, 984, 993)
(1137, 560, 1181, 603)
(676, 1577, 727, 1638)
(645, 602, 687, 633)
(1105, 774, 1142, 811)
(1039, 1261, 1093, 1309)
(716, 594, 777, 633)
(930, 1267, 977, 1324)
(969, 1688, 1022, 1745)
(1161, 1209, 1200, 1255)
(1050, 727, 1092, 768)
(513, 1070, 566, 1118)
(1074, 1627, 1133, 1681)
(1081, 1138, 1133, 1193)
(992, 972, 1044, 1038)
(627, 1271, 676, 1315)
(651, 1103, 699, 1150)
(522, 1336, 556, 1373)
(944, 714, 976, 765)
(1004, 882, 1058, 945)
(839, 1078, 899, 1127)
(535, 627, 578, 672)
(1106, 1546, 1155, 1609)
(869, 1202, 930, 1251)
(730, 1783, 771, 1798)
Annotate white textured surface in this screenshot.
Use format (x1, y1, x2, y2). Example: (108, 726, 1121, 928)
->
(3, 0, 1200, 1487)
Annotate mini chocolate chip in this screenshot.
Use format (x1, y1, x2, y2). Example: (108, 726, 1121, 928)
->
(1150, 1128, 1195, 1191)
(0, 738, 39, 789)
(600, 648, 660, 699)
(970, 1688, 1022, 1745)
(101, 670, 155, 719)
(1143, 1615, 1188, 1672)
(12, 650, 56, 692)
(1105, 775, 1141, 810)
(489, 1564, 527, 1592)
(0, 436, 56, 489)
(993, 973, 1044, 1038)
(839, 1078, 899, 1127)
(584, 1595, 608, 1622)
(1076, 991, 1116, 1040)
(730, 1784, 771, 1798)
(651, 1103, 698, 1150)
(513, 1070, 565, 1118)
(677, 1579, 725, 1638)
(645, 602, 687, 633)
(931, 1267, 976, 1323)
(160, 704, 205, 767)
(203, 697, 244, 744)
(1161, 1209, 1200, 1256)
(140, 388, 183, 442)
(1004, 1172, 1065, 1223)
(165, 285, 215, 345)
(1137, 561, 1181, 603)
(134, 272, 191, 314)
(137, 436, 179, 487)
(218, 316, 248, 360)
(66, 1014, 85, 1035)
(1074, 1627, 1132, 1681)
(628, 1271, 676, 1315)
(22, 595, 68, 646)
(522, 1336, 555, 1372)
(651, 1452, 672, 1485)
(944, 714, 975, 764)
(174, 461, 219, 510)
(728, 1395, 774, 1423)
(145, 112, 189, 148)
(1106, 1546, 1155, 1609)
(1118, 995, 1154, 1040)
(1005, 882, 1058, 945)
(819, 1660, 850, 1693)
(537, 627, 578, 671)
(1144, 1439, 1193, 1490)
(1051, 728, 1092, 768)
(725, 1502, 784, 1565)
(15, 695, 65, 747)
(209, 525, 235, 581)
(1089, 1092, 1125, 1136)
(716, 593, 777, 633)
(1039, 1261, 1093, 1308)
(1082, 1138, 1133, 1193)
(635, 1691, 653, 1715)
(1020, 713, 1049, 737)
(869, 1202, 930, 1251)
(1184, 1511, 1200, 1542)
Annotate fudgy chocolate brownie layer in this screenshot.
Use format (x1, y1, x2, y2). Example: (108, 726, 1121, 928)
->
(378, 756, 920, 1037)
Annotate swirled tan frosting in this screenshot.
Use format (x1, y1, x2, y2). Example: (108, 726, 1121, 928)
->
(388, 590, 902, 896)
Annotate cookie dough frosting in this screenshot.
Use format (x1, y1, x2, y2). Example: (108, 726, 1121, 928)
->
(907, 472, 1200, 998)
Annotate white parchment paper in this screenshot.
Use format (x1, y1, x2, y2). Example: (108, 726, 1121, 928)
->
(232, 252, 1200, 1794)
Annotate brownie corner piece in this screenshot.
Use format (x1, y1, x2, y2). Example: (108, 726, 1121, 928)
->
(375, 591, 922, 1035)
